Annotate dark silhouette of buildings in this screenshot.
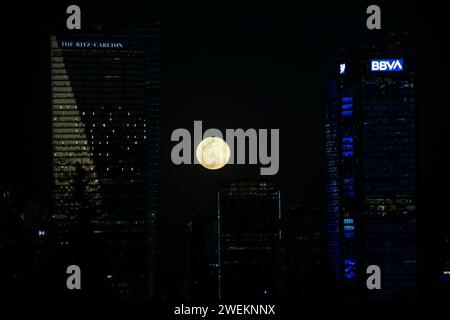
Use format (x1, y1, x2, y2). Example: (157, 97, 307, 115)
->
(325, 35, 417, 299)
(50, 28, 159, 299)
(186, 216, 218, 301)
(436, 236, 450, 295)
(0, 179, 50, 297)
(0, 179, 24, 296)
(282, 204, 323, 297)
(217, 179, 281, 300)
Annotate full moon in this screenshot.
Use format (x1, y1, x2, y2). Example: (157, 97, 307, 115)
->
(196, 137, 231, 170)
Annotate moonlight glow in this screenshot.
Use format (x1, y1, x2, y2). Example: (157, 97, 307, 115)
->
(196, 137, 231, 170)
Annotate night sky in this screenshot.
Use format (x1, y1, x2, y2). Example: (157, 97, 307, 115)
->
(1, 1, 449, 296)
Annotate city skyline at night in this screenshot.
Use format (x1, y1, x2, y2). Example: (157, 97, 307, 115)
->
(1, 2, 450, 315)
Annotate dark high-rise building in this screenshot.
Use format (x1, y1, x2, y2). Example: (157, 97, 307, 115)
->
(325, 36, 416, 299)
(218, 179, 281, 299)
(283, 204, 322, 297)
(0, 180, 44, 297)
(186, 217, 218, 300)
(50, 29, 159, 299)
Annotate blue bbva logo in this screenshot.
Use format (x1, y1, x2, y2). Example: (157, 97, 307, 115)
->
(370, 59, 404, 72)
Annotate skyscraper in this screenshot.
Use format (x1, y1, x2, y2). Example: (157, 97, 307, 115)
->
(50, 28, 159, 299)
(186, 216, 218, 300)
(283, 204, 323, 297)
(218, 179, 281, 299)
(325, 35, 416, 299)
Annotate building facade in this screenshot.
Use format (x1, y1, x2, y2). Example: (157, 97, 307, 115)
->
(218, 179, 281, 299)
(325, 38, 417, 299)
(50, 29, 159, 299)
(186, 216, 218, 301)
(283, 204, 323, 297)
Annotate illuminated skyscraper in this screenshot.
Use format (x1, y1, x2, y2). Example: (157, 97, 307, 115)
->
(325, 36, 417, 299)
(50, 29, 159, 298)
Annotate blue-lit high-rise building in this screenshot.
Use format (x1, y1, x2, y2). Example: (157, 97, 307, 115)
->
(325, 36, 416, 299)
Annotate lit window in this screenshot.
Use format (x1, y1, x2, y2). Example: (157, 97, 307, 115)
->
(342, 104, 353, 110)
(342, 145, 353, 151)
(342, 151, 353, 157)
(342, 111, 353, 117)
(344, 231, 355, 238)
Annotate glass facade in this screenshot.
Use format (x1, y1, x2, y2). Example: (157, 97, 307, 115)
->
(325, 44, 417, 298)
(50, 31, 159, 298)
(218, 180, 281, 299)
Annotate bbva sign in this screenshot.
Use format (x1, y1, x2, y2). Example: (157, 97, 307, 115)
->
(370, 59, 404, 72)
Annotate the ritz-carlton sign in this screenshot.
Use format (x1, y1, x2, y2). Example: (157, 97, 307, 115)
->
(59, 41, 124, 49)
